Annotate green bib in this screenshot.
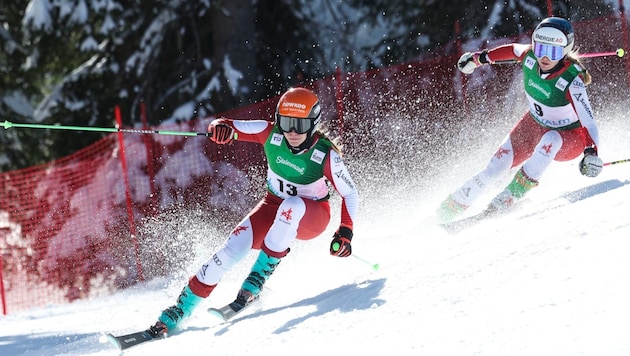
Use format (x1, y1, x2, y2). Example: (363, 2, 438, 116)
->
(521, 50, 581, 107)
(264, 126, 333, 187)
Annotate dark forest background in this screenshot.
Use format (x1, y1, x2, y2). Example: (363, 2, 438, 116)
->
(0, 0, 616, 171)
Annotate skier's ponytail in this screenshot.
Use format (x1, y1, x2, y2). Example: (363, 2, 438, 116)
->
(567, 50, 592, 85)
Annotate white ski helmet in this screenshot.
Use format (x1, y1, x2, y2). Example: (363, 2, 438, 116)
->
(531, 17, 574, 60)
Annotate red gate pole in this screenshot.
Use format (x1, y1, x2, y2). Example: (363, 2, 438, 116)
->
(0, 253, 6, 315)
(114, 106, 145, 282)
(335, 67, 345, 141)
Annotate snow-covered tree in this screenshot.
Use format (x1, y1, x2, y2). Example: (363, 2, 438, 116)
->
(0, 0, 617, 172)
(1, 0, 323, 171)
(345, 0, 615, 66)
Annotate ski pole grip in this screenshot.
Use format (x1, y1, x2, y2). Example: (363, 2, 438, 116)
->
(617, 48, 625, 57)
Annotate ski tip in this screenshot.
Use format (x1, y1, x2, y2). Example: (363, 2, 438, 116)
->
(104, 333, 122, 350)
(207, 307, 229, 322)
(104, 330, 157, 350)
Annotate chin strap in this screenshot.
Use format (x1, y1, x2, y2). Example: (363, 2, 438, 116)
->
(289, 145, 303, 154)
(287, 132, 317, 153)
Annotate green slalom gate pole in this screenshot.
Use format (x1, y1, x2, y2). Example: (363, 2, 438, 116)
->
(1, 120, 210, 137)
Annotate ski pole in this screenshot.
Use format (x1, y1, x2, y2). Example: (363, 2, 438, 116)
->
(332, 241, 380, 271)
(1, 120, 210, 137)
(352, 254, 380, 271)
(494, 48, 625, 64)
(604, 158, 630, 166)
(579, 48, 625, 58)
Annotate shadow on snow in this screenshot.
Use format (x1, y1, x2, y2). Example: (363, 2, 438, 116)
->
(215, 278, 386, 335)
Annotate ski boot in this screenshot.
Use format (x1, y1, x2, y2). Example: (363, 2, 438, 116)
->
(487, 168, 538, 214)
(228, 289, 260, 313)
(437, 194, 469, 222)
(233, 249, 283, 309)
(147, 321, 168, 338)
(154, 285, 204, 334)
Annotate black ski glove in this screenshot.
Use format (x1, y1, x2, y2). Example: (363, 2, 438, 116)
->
(330, 226, 353, 257)
(208, 120, 234, 144)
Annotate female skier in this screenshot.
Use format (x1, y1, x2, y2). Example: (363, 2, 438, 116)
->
(437, 17, 603, 223)
(149, 87, 359, 336)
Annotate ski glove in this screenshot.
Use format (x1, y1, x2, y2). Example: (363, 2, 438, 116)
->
(579, 147, 603, 177)
(457, 50, 490, 74)
(330, 226, 353, 257)
(208, 120, 234, 144)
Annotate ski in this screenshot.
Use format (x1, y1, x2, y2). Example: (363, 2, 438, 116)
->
(439, 209, 496, 234)
(440, 199, 534, 233)
(208, 295, 260, 322)
(106, 329, 161, 350)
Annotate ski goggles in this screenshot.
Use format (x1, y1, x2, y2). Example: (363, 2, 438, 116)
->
(276, 115, 317, 134)
(533, 42, 565, 61)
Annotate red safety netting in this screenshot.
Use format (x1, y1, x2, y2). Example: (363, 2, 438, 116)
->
(1, 14, 628, 314)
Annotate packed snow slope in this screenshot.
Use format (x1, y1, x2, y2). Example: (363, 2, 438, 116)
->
(2, 109, 630, 356)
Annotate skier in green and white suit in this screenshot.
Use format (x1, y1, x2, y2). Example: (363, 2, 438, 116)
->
(438, 17, 603, 223)
(148, 87, 359, 337)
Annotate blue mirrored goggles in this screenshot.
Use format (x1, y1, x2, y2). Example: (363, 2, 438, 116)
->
(276, 115, 316, 134)
(533, 42, 565, 61)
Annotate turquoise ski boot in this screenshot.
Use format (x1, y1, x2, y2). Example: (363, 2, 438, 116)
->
(156, 285, 203, 333)
(234, 250, 282, 309)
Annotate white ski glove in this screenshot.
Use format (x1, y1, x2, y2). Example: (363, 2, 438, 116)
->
(457, 50, 489, 74)
(579, 147, 603, 177)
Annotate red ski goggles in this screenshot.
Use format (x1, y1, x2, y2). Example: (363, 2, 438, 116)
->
(533, 43, 565, 61)
(276, 115, 317, 134)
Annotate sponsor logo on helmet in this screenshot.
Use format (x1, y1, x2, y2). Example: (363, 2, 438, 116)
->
(280, 101, 309, 116)
(534, 33, 565, 44)
(282, 101, 307, 109)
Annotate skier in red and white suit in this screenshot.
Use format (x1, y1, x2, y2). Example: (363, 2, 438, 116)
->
(437, 17, 603, 222)
(147, 87, 359, 336)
